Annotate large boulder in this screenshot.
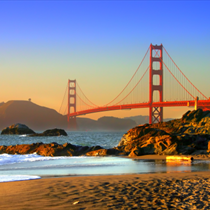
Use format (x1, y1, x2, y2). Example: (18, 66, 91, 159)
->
(116, 109, 210, 156)
(1, 123, 35, 135)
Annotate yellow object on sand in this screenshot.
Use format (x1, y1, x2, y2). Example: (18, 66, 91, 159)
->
(166, 156, 193, 162)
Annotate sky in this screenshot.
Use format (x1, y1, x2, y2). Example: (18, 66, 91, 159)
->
(0, 0, 210, 120)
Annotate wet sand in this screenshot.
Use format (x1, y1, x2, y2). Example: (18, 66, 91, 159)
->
(1, 155, 210, 210)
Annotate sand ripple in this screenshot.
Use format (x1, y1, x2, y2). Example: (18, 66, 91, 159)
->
(1, 172, 210, 209)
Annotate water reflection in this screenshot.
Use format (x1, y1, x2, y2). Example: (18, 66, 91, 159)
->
(1, 156, 210, 176)
(166, 161, 192, 173)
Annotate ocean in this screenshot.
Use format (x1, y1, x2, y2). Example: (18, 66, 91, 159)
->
(1, 131, 210, 182)
(0, 131, 125, 148)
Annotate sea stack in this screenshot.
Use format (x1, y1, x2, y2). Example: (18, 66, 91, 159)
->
(1, 123, 35, 135)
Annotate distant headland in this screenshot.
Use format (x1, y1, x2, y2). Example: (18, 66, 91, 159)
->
(0, 100, 143, 131)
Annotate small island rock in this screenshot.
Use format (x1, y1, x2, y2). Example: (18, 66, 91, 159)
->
(29, 128, 67, 136)
(1, 123, 35, 135)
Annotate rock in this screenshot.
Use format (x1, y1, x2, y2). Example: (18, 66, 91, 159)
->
(73, 145, 104, 156)
(1, 123, 35, 135)
(182, 109, 203, 123)
(1, 124, 67, 137)
(118, 125, 170, 154)
(116, 109, 210, 156)
(2, 109, 210, 157)
(0, 142, 105, 156)
(86, 148, 126, 156)
(30, 128, 67, 136)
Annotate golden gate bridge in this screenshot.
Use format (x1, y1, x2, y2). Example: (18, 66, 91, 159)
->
(59, 44, 210, 130)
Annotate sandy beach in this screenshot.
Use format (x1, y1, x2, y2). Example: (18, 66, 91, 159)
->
(1, 172, 210, 210)
(1, 155, 210, 210)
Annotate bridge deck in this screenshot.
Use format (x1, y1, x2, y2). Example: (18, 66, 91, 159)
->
(68, 100, 210, 117)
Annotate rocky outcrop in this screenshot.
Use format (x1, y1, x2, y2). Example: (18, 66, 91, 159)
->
(0, 142, 105, 156)
(86, 148, 127, 156)
(116, 109, 210, 157)
(1, 123, 35, 135)
(2, 109, 210, 157)
(0, 142, 129, 157)
(29, 128, 67, 136)
(1, 125, 67, 137)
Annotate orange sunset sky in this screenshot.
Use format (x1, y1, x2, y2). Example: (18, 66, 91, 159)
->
(1, 1, 209, 120)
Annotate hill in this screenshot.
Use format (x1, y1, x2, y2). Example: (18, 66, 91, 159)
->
(124, 115, 173, 125)
(0, 100, 66, 130)
(96, 116, 136, 131)
(0, 100, 137, 131)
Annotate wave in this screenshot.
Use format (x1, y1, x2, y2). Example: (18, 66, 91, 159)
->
(19, 134, 27, 137)
(0, 175, 40, 182)
(0, 153, 69, 165)
(0, 154, 129, 166)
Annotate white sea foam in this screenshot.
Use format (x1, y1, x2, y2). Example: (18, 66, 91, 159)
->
(0, 175, 40, 182)
(19, 134, 27, 137)
(0, 153, 68, 165)
(0, 153, 209, 181)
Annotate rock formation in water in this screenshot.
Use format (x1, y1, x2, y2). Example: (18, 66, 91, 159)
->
(116, 109, 210, 157)
(1, 109, 210, 157)
(1, 123, 35, 135)
(0, 141, 127, 156)
(29, 128, 67, 136)
(0, 142, 106, 156)
(1, 124, 67, 137)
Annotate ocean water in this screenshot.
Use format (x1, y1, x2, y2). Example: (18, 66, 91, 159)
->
(0, 131, 124, 148)
(1, 131, 210, 182)
(0, 131, 124, 182)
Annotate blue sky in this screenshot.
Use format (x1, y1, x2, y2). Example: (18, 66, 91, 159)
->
(0, 0, 209, 119)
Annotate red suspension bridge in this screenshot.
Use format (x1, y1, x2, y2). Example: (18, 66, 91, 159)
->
(59, 44, 210, 130)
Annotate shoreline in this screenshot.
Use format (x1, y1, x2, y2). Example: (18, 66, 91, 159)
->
(39, 170, 210, 180)
(1, 154, 210, 209)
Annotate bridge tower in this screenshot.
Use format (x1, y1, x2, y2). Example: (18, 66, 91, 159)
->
(67, 79, 77, 130)
(149, 44, 163, 124)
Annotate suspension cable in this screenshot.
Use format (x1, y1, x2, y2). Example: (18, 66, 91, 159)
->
(104, 46, 150, 106)
(76, 92, 96, 109)
(162, 61, 194, 99)
(76, 81, 99, 107)
(115, 66, 149, 105)
(59, 84, 68, 114)
(163, 46, 207, 99)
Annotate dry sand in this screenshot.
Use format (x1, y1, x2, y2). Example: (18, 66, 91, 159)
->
(1, 155, 210, 210)
(1, 173, 210, 209)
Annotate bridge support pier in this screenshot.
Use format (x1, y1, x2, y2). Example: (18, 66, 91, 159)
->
(149, 106, 163, 124)
(195, 96, 199, 110)
(149, 44, 163, 124)
(67, 79, 77, 130)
